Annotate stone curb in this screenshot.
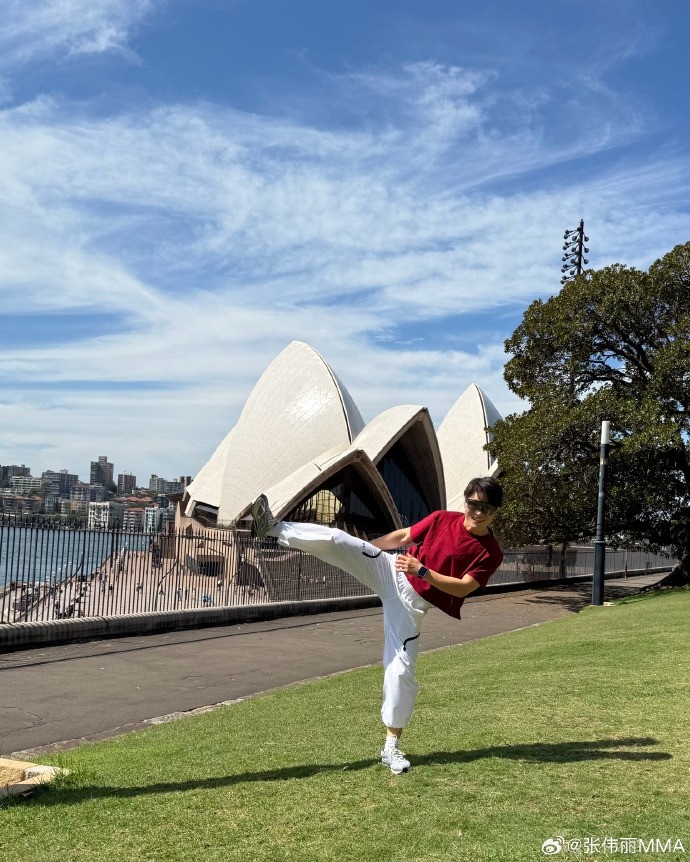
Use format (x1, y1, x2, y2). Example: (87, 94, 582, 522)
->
(0, 757, 69, 798)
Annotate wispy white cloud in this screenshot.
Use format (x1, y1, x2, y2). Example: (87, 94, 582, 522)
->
(0, 0, 158, 68)
(2, 87, 669, 332)
(1, 51, 689, 477)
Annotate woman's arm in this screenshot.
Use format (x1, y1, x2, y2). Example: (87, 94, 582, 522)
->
(394, 553, 481, 598)
(370, 527, 412, 551)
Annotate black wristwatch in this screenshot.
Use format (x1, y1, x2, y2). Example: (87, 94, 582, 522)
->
(417, 566, 429, 579)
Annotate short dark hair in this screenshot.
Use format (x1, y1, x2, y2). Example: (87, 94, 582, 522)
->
(463, 477, 503, 509)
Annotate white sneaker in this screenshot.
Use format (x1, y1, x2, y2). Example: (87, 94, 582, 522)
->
(251, 494, 277, 538)
(381, 743, 411, 774)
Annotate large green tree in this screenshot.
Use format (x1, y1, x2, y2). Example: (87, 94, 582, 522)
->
(489, 241, 690, 582)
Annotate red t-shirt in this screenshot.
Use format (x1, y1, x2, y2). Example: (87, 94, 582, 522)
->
(406, 510, 503, 619)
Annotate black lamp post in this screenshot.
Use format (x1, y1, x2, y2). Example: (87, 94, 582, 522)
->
(561, 219, 589, 284)
(592, 420, 610, 606)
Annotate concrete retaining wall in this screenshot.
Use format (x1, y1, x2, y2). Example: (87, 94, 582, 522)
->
(0, 595, 382, 649)
(0, 567, 672, 650)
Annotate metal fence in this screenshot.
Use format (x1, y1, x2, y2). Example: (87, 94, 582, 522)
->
(493, 546, 671, 586)
(0, 521, 674, 626)
(0, 523, 373, 625)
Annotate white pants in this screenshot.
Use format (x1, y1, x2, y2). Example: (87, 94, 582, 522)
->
(272, 522, 431, 729)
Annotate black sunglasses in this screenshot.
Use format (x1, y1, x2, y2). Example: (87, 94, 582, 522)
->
(464, 498, 498, 516)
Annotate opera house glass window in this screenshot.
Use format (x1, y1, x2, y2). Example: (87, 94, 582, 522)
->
(378, 443, 432, 526)
(287, 466, 396, 537)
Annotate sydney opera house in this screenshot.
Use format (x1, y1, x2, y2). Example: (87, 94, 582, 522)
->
(179, 341, 502, 537)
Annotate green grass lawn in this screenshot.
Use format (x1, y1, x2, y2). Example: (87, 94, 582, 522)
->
(2, 590, 689, 862)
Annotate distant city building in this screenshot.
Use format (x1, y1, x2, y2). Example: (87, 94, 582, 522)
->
(117, 472, 137, 495)
(90, 456, 115, 491)
(0, 464, 31, 487)
(60, 499, 76, 517)
(60, 499, 89, 519)
(162, 504, 176, 526)
(149, 474, 166, 493)
(122, 508, 144, 531)
(87, 501, 125, 530)
(10, 475, 42, 494)
(149, 475, 184, 495)
(42, 469, 79, 497)
(1, 461, 191, 516)
(72, 483, 108, 503)
(43, 494, 61, 514)
(144, 506, 162, 533)
(0, 495, 38, 515)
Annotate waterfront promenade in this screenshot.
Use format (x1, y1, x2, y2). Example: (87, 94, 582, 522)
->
(1, 522, 671, 628)
(1, 547, 268, 624)
(0, 571, 666, 758)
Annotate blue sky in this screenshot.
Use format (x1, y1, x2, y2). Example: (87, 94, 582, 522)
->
(1, 0, 689, 483)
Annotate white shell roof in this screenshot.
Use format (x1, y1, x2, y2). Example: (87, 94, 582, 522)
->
(352, 405, 446, 510)
(185, 342, 501, 526)
(352, 404, 422, 463)
(437, 384, 502, 511)
(184, 427, 235, 511)
(263, 446, 401, 529)
(250, 405, 441, 526)
(214, 341, 365, 525)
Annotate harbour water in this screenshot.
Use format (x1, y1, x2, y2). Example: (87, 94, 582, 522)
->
(0, 525, 149, 588)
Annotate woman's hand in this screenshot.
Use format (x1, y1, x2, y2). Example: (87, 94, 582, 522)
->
(395, 553, 422, 575)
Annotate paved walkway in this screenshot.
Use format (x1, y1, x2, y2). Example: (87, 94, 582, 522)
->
(0, 573, 666, 758)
